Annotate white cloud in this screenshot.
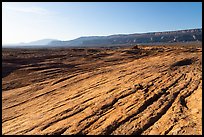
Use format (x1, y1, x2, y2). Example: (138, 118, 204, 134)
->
(5, 5, 50, 15)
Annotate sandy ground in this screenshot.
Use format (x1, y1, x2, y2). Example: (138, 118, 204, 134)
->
(2, 44, 202, 135)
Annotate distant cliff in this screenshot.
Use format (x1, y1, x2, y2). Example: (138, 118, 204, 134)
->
(49, 28, 202, 47)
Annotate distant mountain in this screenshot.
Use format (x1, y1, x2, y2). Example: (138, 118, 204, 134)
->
(2, 28, 202, 48)
(49, 28, 202, 47)
(20, 39, 58, 46)
(3, 39, 57, 47)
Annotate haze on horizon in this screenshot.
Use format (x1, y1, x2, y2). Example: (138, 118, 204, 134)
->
(2, 2, 202, 45)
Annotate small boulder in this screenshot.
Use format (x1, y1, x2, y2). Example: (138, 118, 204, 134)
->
(134, 84, 143, 90)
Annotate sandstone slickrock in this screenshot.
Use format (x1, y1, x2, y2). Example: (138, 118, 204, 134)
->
(2, 44, 202, 135)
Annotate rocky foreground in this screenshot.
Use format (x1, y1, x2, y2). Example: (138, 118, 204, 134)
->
(2, 44, 202, 135)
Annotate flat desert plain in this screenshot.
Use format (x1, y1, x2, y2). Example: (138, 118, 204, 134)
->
(2, 43, 202, 135)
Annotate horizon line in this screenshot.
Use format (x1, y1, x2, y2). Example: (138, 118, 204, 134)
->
(3, 27, 202, 45)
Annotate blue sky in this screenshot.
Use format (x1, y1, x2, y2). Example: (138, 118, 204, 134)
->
(2, 2, 202, 44)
